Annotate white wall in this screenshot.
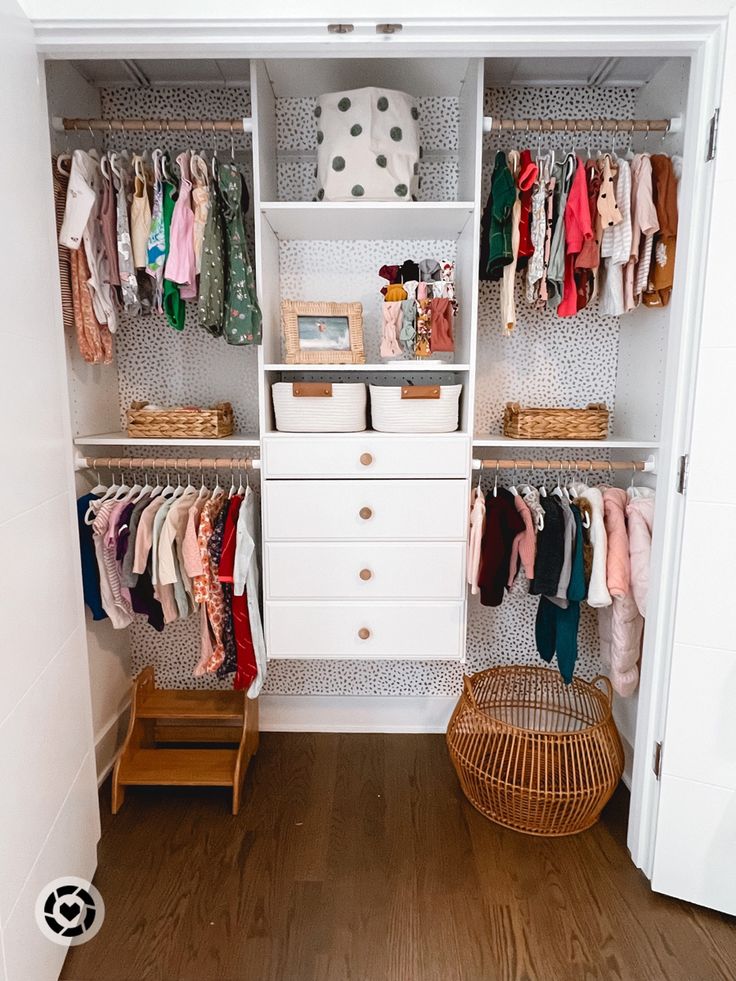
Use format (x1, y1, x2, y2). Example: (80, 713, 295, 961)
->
(16, 0, 735, 20)
(45, 61, 134, 782)
(0, 2, 99, 979)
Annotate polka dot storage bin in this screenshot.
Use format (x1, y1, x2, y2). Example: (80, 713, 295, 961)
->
(315, 87, 420, 202)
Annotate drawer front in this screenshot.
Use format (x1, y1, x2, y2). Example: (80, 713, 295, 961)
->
(263, 434, 469, 479)
(266, 601, 465, 659)
(264, 479, 467, 541)
(266, 542, 465, 600)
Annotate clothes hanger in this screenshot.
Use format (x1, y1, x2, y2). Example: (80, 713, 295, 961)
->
(237, 461, 246, 498)
(211, 120, 219, 181)
(508, 461, 519, 497)
(212, 464, 223, 499)
(161, 467, 176, 499)
(552, 463, 565, 499)
(112, 462, 135, 501)
(628, 463, 640, 498)
(171, 463, 186, 499)
(538, 460, 547, 498)
(149, 465, 163, 499)
(196, 460, 210, 501)
(492, 460, 499, 499)
(228, 463, 237, 499)
(132, 465, 152, 504)
(89, 458, 106, 496)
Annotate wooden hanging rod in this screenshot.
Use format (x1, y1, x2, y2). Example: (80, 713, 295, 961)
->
(75, 455, 261, 471)
(472, 457, 655, 472)
(482, 115, 682, 135)
(52, 116, 253, 134)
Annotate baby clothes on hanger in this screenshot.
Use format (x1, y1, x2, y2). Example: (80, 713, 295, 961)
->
(624, 153, 658, 311)
(112, 156, 141, 315)
(599, 155, 632, 316)
(478, 487, 525, 607)
(501, 149, 522, 332)
(529, 495, 565, 597)
(130, 154, 152, 270)
(466, 484, 486, 595)
(233, 485, 267, 696)
(161, 161, 185, 331)
(198, 173, 226, 336)
(219, 162, 262, 345)
(146, 150, 167, 312)
(558, 156, 593, 318)
(573, 484, 611, 608)
(485, 151, 516, 282)
(99, 156, 121, 288)
(165, 152, 197, 301)
(507, 492, 536, 587)
(190, 153, 211, 275)
(76, 494, 108, 621)
(642, 155, 678, 307)
(627, 486, 655, 616)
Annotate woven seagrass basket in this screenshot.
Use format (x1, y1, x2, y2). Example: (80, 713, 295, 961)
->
(446, 666, 624, 837)
(503, 402, 609, 440)
(127, 401, 234, 439)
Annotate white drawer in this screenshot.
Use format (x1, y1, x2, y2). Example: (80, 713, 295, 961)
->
(266, 542, 465, 600)
(264, 479, 467, 541)
(262, 434, 469, 479)
(266, 601, 465, 659)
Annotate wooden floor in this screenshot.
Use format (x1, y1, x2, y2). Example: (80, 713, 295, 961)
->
(62, 733, 735, 981)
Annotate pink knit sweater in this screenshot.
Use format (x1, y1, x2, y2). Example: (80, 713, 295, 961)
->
(508, 493, 536, 587)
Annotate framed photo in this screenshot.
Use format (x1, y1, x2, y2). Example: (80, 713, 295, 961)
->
(281, 300, 365, 364)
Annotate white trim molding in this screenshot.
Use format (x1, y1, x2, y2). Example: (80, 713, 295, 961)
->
(259, 694, 457, 733)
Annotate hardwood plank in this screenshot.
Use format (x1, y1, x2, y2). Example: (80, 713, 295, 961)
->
(138, 689, 245, 720)
(117, 748, 237, 786)
(61, 734, 736, 981)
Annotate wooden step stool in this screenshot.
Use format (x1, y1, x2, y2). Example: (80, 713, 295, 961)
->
(112, 667, 259, 815)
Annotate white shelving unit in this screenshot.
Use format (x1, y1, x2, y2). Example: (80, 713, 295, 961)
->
(73, 432, 261, 448)
(264, 363, 470, 373)
(260, 201, 475, 241)
(472, 435, 661, 449)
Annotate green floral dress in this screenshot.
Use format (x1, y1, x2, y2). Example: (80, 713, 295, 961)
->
(162, 176, 185, 331)
(218, 163, 262, 346)
(197, 174, 225, 337)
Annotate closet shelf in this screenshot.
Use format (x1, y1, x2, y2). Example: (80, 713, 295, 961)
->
(259, 201, 475, 241)
(73, 432, 261, 448)
(472, 435, 660, 449)
(264, 363, 470, 372)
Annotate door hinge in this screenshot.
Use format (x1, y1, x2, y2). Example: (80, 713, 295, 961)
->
(677, 454, 689, 494)
(707, 108, 720, 161)
(653, 741, 663, 780)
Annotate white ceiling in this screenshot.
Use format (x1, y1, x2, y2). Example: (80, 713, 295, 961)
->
(67, 55, 668, 91)
(483, 57, 667, 88)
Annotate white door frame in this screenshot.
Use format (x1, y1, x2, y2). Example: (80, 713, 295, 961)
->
(29, 12, 729, 881)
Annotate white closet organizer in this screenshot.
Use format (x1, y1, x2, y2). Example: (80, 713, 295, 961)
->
(18, 17, 727, 931)
(50, 54, 688, 728)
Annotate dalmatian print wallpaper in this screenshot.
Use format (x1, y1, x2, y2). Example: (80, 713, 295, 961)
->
(100, 83, 647, 696)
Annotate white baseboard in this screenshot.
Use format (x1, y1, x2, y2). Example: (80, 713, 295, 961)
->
(259, 694, 457, 733)
(95, 698, 131, 786)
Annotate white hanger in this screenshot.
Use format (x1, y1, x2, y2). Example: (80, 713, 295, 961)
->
(212, 465, 223, 500)
(492, 460, 499, 499)
(628, 463, 640, 499)
(161, 467, 176, 499)
(237, 461, 246, 497)
(508, 462, 519, 497)
(132, 467, 152, 504)
(552, 463, 565, 499)
(228, 463, 237, 499)
(538, 461, 548, 498)
(149, 467, 164, 499)
(89, 459, 106, 496)
(99, 468, 121, 503)
(196, 460, 210, 502)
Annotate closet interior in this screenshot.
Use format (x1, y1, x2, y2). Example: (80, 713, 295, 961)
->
(47, 50, 692, 824)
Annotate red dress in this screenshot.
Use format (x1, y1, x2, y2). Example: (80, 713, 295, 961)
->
(218, 496, 258, 691)
(558, 157, 593, 318)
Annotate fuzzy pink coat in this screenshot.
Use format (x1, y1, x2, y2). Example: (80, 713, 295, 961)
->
(603, 487, 630, 597)
(627, 488, 655, 618)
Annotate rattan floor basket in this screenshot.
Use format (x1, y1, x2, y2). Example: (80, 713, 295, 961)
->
(503, 402, 609, 440)
(446, 666, 624, 837)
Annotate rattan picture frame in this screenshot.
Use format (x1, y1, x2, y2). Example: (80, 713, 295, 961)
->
(281, 300, 365, 364)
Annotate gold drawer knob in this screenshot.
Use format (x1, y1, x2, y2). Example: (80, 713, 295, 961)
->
(360, 452, 374, 466)
(358, 627, 371, 640)
(359, 506, 373, 520)
(359, 568, 372, 581)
